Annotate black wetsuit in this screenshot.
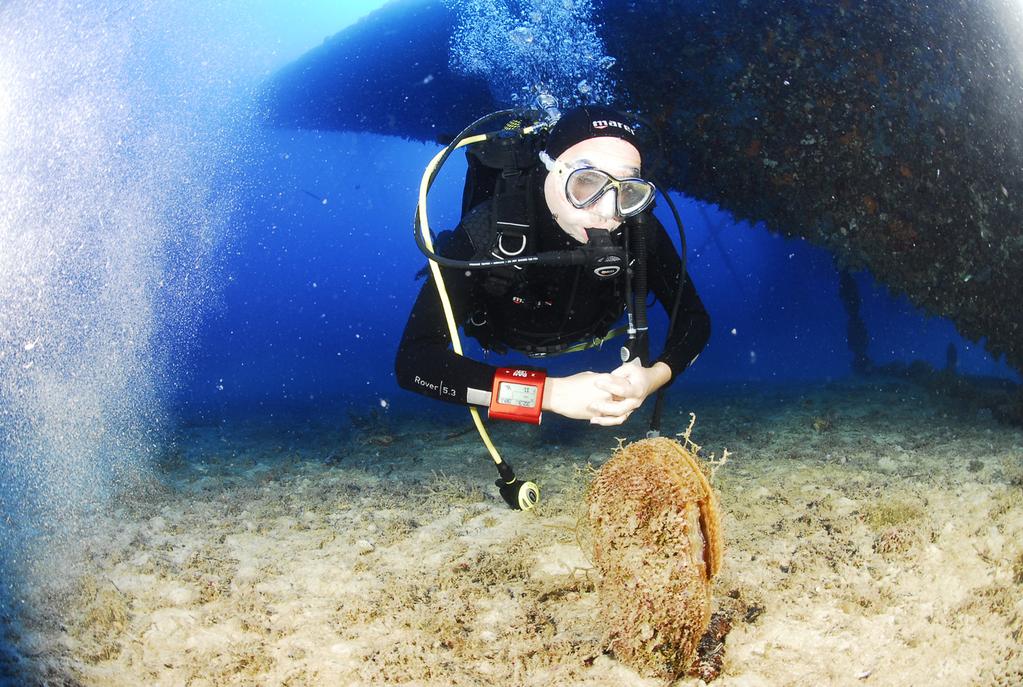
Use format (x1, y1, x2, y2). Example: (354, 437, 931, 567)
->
(395, 180, 711, 407)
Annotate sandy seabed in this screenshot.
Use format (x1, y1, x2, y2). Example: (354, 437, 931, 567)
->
(5, 378, 1022, 686)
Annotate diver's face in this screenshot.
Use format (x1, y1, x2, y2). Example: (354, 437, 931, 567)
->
(543, 137, 642, 243)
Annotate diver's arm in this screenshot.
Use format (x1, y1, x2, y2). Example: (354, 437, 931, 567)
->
(648, 215, 711, 382)
(540, 372, 609, 419)
(394, 227, 503, 407)
(397, 286, 628, 420)
(395, 262, 630, 420)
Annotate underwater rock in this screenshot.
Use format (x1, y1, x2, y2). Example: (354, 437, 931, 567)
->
(691, 611, 733, 682)
(587, 436, 723, 678)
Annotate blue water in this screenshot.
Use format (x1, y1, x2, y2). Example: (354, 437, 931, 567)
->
(1, 0, 1020, 682)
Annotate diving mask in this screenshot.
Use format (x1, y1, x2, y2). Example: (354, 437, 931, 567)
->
(540, 150, 656, 218)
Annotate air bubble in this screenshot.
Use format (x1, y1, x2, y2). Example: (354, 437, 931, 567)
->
(537, 92, 561, 123)
(0, 0, 245, 613)
(537, 93, 559, 109)
(510, 26, 534, 45)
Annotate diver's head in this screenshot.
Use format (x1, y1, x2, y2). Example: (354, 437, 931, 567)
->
(540, 105, 654, 243)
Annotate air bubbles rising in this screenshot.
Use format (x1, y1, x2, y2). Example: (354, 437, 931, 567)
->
(0, 0, 251, 621)
(537, 92, 561, 123)
(449, 0, 619, 108)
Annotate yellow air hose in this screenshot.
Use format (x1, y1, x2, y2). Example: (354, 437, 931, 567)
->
(416, 126, 541, 511)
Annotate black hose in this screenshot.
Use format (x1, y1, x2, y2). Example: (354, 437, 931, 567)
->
(648, 185, 688, 435)
(621, 221, 634, 353)
(629, 212, 651, 365)
(609, 109, 691, 436)
(414, 108, 522, 263)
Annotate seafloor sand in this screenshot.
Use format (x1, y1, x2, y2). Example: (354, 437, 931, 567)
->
(5, 378, 1023, 686)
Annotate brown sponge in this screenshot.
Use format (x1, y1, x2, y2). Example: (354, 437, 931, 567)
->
(587, 436, 724, 678)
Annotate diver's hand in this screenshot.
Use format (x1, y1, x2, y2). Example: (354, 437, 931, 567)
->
(587, 360, 673, 426)
(542, 362, 672, 424)
(542, 371, 617, 421)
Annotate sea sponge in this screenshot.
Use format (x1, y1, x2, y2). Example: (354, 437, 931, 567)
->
(588, 436, 723, 678)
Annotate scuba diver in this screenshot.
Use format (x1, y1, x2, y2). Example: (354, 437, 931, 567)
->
(395, 105, 710, 508)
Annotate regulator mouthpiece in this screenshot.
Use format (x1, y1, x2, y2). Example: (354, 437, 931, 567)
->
(583, 228, 625, 279)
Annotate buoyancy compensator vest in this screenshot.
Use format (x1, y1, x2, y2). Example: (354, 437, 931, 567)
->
(445, 117, 629, 357)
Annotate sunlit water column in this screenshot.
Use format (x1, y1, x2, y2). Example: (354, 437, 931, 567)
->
(0, 0, 254, 626)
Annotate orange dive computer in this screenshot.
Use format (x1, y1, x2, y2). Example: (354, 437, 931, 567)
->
(489, 367, 546, 424)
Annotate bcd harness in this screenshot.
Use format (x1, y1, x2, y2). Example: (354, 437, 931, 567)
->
(451, 118, 631, 358)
